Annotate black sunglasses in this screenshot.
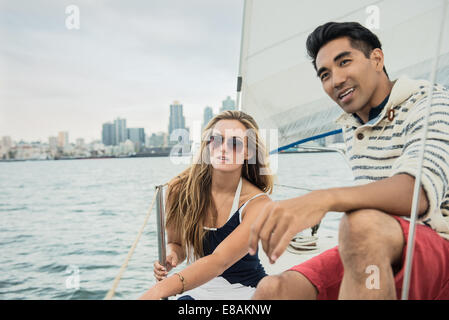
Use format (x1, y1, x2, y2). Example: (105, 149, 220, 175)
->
(207, 135, 244, 153)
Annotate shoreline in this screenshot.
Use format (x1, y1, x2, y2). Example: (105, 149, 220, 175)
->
(0, 149, 338, 163)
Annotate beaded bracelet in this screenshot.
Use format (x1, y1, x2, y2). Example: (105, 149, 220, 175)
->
(174, 272, 185, 294)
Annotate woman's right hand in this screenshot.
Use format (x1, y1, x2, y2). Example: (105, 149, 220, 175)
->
(153, 252, 179, 281)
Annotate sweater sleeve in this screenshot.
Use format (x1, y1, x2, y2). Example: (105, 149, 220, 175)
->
(390, 86, 449, 227)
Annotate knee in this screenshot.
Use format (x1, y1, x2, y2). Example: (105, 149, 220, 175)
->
(252, 275, 283, 300)
(339, 209, 381, 245)
(338, 209, 403, 266)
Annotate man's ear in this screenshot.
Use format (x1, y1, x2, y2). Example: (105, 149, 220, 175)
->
(370, 48, 385, 73)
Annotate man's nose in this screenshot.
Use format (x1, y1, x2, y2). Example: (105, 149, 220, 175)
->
(332, 68, 347, 90)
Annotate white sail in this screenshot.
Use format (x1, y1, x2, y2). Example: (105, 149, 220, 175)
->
(239, 0, 449, 150)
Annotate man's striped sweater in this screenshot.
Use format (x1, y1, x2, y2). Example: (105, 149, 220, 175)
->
(335, 76, 449, 240)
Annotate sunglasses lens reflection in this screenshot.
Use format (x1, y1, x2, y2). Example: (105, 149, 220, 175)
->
(230, 137, 243, 152)
(208, 135, 243, 153)
(208, 135, 222, 149)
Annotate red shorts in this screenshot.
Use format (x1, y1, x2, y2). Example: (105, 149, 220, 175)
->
(289, 216, 449, 299)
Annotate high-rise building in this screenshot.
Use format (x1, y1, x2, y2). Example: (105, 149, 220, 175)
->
(203, 106, 214, 129)
(57, 131, 69, 148)
(127, 128, 145, 145)
(0, 136, 12, 160)
(220, 96, 236, 113)
(102, 118, 128, 146)
(149, 132, 167, 148)
(1, 136, 12, 149)
(168, 101, 186, 136)
(76, 138, 85, 148)
(48, 136, 58, 151)
(102, 122, 115, 146)
(114, 118, 127, 144)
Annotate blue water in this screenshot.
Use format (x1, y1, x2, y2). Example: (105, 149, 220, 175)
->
(0, 153, 353, 300)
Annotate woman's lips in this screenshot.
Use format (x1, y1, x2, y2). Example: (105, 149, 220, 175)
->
(216, 156, 228, 163)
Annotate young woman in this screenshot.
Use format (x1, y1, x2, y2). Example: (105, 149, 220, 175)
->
(139, 110, 274, 300)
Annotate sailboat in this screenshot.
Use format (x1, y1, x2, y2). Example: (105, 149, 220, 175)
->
(237, 0, 449, 299)
(105, 0, 449, 300)
(237, 0, 449, 149)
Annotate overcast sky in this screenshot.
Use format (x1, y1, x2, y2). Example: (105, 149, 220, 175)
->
(0, 0, 244, 143)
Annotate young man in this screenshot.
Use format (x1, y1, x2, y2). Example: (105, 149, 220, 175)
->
(249, 22, 449, 300)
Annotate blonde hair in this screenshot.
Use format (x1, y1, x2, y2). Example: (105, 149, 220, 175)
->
(165, 110, 274, 262)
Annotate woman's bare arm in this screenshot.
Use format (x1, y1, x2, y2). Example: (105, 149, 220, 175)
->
(140, 194, 271, 299)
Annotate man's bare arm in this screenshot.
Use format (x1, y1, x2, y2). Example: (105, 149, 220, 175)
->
(248, 173, 428, 263)
(327, 173, 428, 216)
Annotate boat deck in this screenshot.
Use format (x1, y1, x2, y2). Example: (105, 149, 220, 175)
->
(259, 228, 339, 275)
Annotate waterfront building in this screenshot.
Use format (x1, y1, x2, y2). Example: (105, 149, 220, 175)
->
(1, 136, 12, 149)
(220, 96, 236, 112)
(127, 128, 145, 151)
(127, 128, 145, 145)
(203, 106, 214, 129)
(57, 131, 69, 148)
(168, 101, 186, 136)
(102, 122, 115, 146)
(149, 132, 167, 148)
(114, 118, 127, 145)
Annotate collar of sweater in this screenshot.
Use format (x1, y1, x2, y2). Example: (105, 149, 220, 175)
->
(335, 76, 430, 128)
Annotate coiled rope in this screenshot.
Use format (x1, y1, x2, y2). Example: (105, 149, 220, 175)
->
(273, 183, 321, 254)
(104, 189, 158, 300)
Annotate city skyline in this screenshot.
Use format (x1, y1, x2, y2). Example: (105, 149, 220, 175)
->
(1, 96, 236, 145)
(0, 96, 239, 160)
(0, 1, 244, 143)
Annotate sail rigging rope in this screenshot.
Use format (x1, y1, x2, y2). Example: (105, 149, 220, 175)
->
(274, 183, 314, 191)
(104, 189, 159, 300)
(401, 0, 448, 300)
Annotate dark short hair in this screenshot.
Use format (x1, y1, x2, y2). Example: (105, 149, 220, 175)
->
(306, 21, 388, 78)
